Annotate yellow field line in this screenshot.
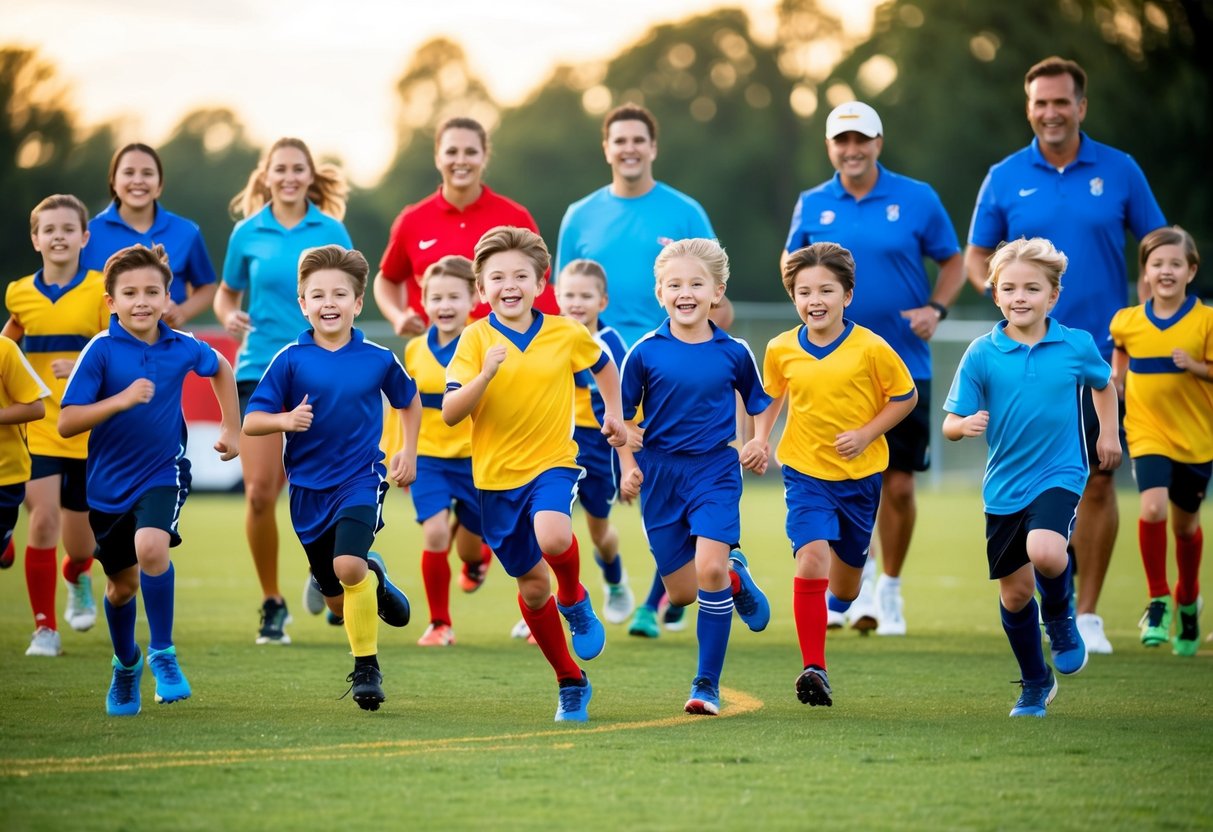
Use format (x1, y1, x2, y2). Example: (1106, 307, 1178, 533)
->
(3, 687, 762, 778)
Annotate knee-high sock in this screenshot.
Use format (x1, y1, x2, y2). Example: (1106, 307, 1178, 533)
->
(794, 578, 829, 669)
(543, 537, 583, 607)
(1175, 527, 1203, 606)
(62, 554, 95, 584)
(643, 568, 665, 610)
(342, 574, 379, 657)
(518, 594, 581, 682)
(25, 546, 57, 630)
(826, 591, 852, 614)
(1139, 519, 1170, 598)
(596, 550, 623, 585)
(695, 587, 734, 687)
(1001, 598, 1049, 684)
(420, 549, 452, 625)
(140, 563, 176, 651)
(1035, 558, 1073, 621)
(104, 596, 139, 667)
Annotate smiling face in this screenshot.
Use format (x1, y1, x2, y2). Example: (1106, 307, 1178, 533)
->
(792, 265, 851, 342)
(479, 250, 543, 329)
(435, 127, 486, 193)
(112, 149, 163, 211)
(1142, 242, 1197, 305)
(1026, 72, 1086, 156)
(826, 131, 882, 188)
(31, 206, 89, 270)
(107, 266, 169, 342)
(265, 145, 314, 209)
(993, 260, 1059, 336)
(655, 256, 723, 335)
(603, 119, 657, 188)
(298, 268, 363, 344)
(423, 274, 475, 338)
(557, 271, 608, 329)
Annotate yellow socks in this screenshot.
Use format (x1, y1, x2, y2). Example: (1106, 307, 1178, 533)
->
(341, 573, 379, 657)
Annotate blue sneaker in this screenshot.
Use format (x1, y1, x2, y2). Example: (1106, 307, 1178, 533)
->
(106, 651, 143, 717)
(366, 552, 411, 628)
(147, 645, 192, 704)
(795, 665, 833, 707)
(1010, 670, 1058, 717)
(728, 549, 770, 632)
(557, 587, 606, 660)
(555, 672, 592, 722)
(1043, 615, 1088, 675)
(684, 676, 720, 715)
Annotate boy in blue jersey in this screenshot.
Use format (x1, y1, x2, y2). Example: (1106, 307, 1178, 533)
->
(616, 238, 773, 716)
(59, 244, 240, 716)
(444, 226, 626, 723)
(944, 237, 1121, 718)
(244, 245, 420, 711)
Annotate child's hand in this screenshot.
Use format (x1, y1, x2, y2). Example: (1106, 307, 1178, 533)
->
(482, 345, 507, 380)
(120, 378, 155, 409)
(601, 414, 627, 447)
(1172, 348, 1206, 375)
(389, 451, 416, 488)
(1096, 432, 1122, 472)
(834, 428, 872, 461)
(626, 424, 644, 452)
(740, 438, 769, 475)
(50, 359, 75, 379)
(960, 410, 989, 437)
(283, 394, 313, 432)
(223, 310, 254, 337)
(619, 465, 643, 503)
(163, 302, 183, 329)
(214, 428, 240, 461)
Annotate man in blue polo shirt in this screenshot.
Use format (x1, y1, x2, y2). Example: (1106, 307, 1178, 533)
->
(783, 101, 965, 637)
(965, 56, 1166, 654)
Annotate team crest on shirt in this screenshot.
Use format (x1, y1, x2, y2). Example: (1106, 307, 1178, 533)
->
(1089, 177, 1104, 196)
(886, 204, 900, 222)
(819, 210, 835, 225)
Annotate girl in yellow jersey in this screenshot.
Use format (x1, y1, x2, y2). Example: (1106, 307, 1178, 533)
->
(0, 336, 50, 571)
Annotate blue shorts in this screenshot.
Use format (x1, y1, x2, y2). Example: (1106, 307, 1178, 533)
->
(89, 486, 185, 577)
(783, 466, 881, 569)
(639, 446, 741, 577)
(985, 487, 1080, 580)
(479, 467, 582, 579)
(574, 425, 618, 519)
(410, 456, 482, 535)
(289, 472, 388, 546)
(1132, 455, 1211, 515)
(29, 455, 89, 512)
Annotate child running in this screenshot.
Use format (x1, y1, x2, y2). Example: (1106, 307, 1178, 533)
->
(741, 242, 917, 707)
(406, 255, 493, 647)
(3, 195, 109, 656)
(444, 226, 625, 722)
(1109, 226, 1212, 656)
(0, 336, 50, 572)
(59, 244, 241, 716)
(616, 238, 773, 717)
(243, 244, 419, 711)
(943, 237, 1120, 718)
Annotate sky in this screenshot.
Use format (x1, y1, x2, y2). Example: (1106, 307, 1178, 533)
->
(5, 0, 874, 185)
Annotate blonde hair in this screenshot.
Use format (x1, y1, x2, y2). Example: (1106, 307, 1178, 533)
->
(987, 237, 1068, 291)
(559, 258, 608, 293)
(422, 254, 476, 297)
(30, 194, 88, 232)
(297, 245, 369, 296)
(104, 244, 172, 295)
(653, 238, 729, 288)
(230, 138, 348, 220)
(1139, 225, 1200, 273)
(782, 243, 855, 295)
(473, 226, 550, 287)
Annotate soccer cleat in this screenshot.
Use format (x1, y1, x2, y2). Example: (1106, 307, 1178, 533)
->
(603, 574, 636, 625)
(64, 573, 97, 632)
(555, 672, 592, 722)
(255, 597, 291, 645)
(106, 651, 144, 717)
(557, 588, 606, 661)
(627, 605, 660, 639)
(25, 626, 62, 657)
(326, 610, 344, 626)
(728, 549, 770, 632)
(1043, 615, 1088, 675)
(795, 665, 833, 707)
(343, 664, 385, 711)
(1173, 598, 1202, 657)
(147, 645, 192, 703)
(0, 536, 14, 569)
(417, 622, 456, 647)
(661, 598, 687, 632)
(875, 577, 906, 636)
(366, 551, 411, 628)
(510, 618, 532, 639)
(684, 676, 720, 715)
(302, 573, 326, 616)
(846, 580, 878, 634)
(826, 609, 845, 630)
(1076, 613, 1113, 655)
(458, 550, 492, 593)
(1139, 595, 1173, 647)
(1010, 670, 1058, 717)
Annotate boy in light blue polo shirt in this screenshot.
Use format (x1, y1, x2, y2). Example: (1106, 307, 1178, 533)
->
(944, 238, 1121, 719)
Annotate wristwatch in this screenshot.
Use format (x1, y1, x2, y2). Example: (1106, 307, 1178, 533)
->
(927, 301, 949, 320)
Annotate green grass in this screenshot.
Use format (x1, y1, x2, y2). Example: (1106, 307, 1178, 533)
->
(2, 485, 1211, 831)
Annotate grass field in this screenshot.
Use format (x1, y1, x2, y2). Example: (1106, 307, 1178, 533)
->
(2, 484, 1211, 831)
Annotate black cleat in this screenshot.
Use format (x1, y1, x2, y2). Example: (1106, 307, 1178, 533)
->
(796, 665, 833, 707)
(366, 551, 410, 628)
(342, 664, 385, 711)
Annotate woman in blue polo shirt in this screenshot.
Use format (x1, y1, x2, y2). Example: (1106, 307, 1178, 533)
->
(83, 143, 218, 328)
(214, 137, 351, 646)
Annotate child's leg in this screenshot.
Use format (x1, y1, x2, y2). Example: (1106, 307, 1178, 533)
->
(61, 508, 96, 573)
(1138, 487, 1170, 598)
(587, 514, 622, 578)
(105, 565, 141, 667)
(241, 432, 286, 600)
(23, 477, 60, 631)
(998, 564, 1050, 684)
(793, 542, 831, 671)
(420, 511, 453, 626)
(535, 510, 582, 606)
(335, 553, 375, 655)
(691, 538, 733, 689)
(1172, 506, 1202, 607)
(1027, 528, 1072, 619)
(135, 528, 174, 650)
(516, 561, 582, 682)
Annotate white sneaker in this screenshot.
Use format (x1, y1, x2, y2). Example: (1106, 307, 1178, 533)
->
(826, 609, 845, 629)
(875, 577, 906, 636)
(302, 573, 326, 616)
(64, 573, 97, 632)
(26, 626, 62, 657)
(1076, 613, 1113, 654)
(846, 579, 879, 633)
(510, 618, 531, 639)
(603, 573, 636, 625)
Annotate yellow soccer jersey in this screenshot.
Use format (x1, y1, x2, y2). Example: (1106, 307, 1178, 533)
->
(447, 313, 607, 490)
(404, 328, 472, 459)
(0, 335, 51, 486)
(764, 321, 915, 481)
(4, 269, 108, 458)
(1110, 298, 1213, 462)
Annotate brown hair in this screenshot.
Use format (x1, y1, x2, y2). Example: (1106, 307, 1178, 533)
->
(559, 259, 608, 293)
(434, 117, 489, 156)
(297, 245, 369, 295)
(783, 242, 856, 295)
(602, 104, 658, 142)
(230, 137, 349, 220)
(108, 143, 163, 204)
(104, 244, 172, 295)
(29, 194, 88, 233)
(1139, 225, 1200, 273)
(422, 254, 477, 297)
(987, 237, 1068, 292)
(1025, 56, 1087, 100)
(473, 226, 550, 287)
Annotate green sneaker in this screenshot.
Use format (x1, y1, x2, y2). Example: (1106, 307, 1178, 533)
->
(1139, 595, 1172, 646)
(1173, 598, 1202, 657)
(627, 605, 660, 639)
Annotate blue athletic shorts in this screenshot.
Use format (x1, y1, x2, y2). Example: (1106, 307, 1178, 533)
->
(984, 487, 1080, 580)
(1132, 455, 1211, 515)
(89, 486, 185, 576)
(29, 455, 89, 512)
(574, 425, 617, 519)
(639, 446, 741, 577)
(783, 466, 881, 568)
(479, 467, 582, 578)
(289, 472, 388, 546)
(410, 455, 482, 535)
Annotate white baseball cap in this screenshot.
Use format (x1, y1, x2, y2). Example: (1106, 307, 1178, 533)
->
(825, 102, 883, 139)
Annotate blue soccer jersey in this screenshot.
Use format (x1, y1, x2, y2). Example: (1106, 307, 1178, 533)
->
(62, 317, 220, 513)
(246, 328, 417, 490)
(784, 164, 960, 379)
(574, 322, 629, 429)
(944, 318, 1111, 514)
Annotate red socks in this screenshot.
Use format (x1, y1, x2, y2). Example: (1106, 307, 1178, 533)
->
(25, 546, 58, 630)
(793, 577, 830, 669)
(62, 554, 94, 585)
(543, 537, 584, 607)
(518, 594, 581, 681)
(1175, 527, 1203, 606)
(420, 549, 452, 625)
(1138, 519, 1170, 598)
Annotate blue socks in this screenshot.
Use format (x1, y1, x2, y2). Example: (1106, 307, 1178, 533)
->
(141, 563, 176, 651)
(643, 568, 665, 610)
(595, 551, 623, 585)
(827, 591, 853, 614)
(1036, 560, 1073, 621)
(1001, 598, 1049, 684)
(695, 587, 733, 687)
(105, 596, 139, 667)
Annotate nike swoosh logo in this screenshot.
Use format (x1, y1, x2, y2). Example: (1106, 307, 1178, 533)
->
(419, 239, 437, 250)
(1018, 188, 1037, 197)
